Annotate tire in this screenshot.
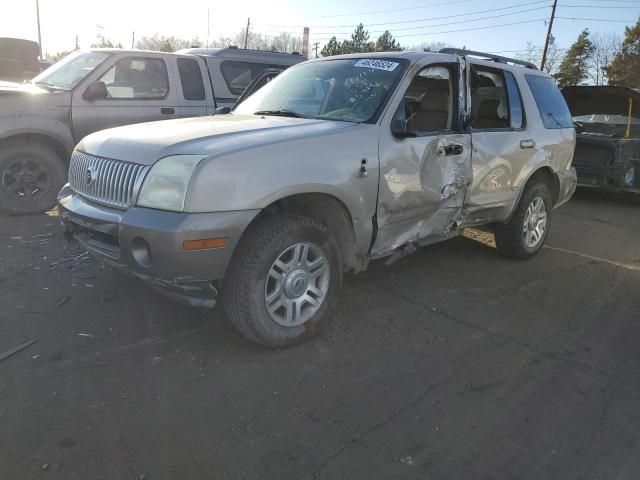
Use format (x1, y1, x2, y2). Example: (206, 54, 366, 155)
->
(223, 214, 342, 348)
(495, 180, 553, 260)
(0, 138, 67, 215)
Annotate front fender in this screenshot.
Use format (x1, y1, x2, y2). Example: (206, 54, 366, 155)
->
(0, 114, 75, 155)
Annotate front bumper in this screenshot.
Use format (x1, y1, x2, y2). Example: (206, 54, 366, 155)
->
(554, 167, 578, 208)
(58, 185, 260, 307)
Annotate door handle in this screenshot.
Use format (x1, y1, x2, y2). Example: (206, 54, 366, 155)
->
(438, 144, 464, 157)
(520, 139, 536, 149)
(161, 107, 175, 115)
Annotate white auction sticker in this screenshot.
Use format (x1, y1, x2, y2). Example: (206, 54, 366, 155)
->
(354, 59, 400, 71)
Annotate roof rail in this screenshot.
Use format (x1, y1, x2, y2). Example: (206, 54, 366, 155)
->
(438, 48, 538, 70)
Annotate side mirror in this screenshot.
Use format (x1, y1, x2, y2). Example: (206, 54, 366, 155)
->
(215, 106, 231, 115)
(83, 81, 108, 101)
(391, 118, 416, 139)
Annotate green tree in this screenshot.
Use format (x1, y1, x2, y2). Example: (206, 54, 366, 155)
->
(554, 29, 594, 88)
(375, 31, 402, 52)
(321, 37, 342, 57)
(605, 18, 640, 87)
(345, 23, 374, 53)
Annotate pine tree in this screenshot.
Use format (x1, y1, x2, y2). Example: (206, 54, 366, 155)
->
(343, 24, 374, 54)
(320, 37, 342, 57)
(605, 18, 640, 87)
(375, 31, 402, 52)
(554, 29, 594, 88)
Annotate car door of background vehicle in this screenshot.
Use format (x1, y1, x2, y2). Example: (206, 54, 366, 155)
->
(71, 54, 180, 141)
(174, 56, 215, 118)
(373, 60, 472, 257)
(461, 62, 534, 223)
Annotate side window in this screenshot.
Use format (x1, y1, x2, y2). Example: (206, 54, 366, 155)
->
(504, 71, 524, 129)
(98, 57, 169, 99)
(525, 75, 573, 129)
(471, 67, 511, 130)
(177, 58, 205, 101)
(393, 65, 453, 134)
(220, 61, 285, 95)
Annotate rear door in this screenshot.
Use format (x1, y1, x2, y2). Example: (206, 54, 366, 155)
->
(462, 63, 533, 220)
(175, 56, 215, 118)
(373, 60, 473, 256)
(71, 54, 180, 141)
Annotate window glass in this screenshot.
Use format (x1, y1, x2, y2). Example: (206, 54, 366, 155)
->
(221, 61, 288, 95)
(471, 68, 510, 129)
(525, 75, 573, 129)
(234, 58, 408, 123)
(393, 66, 453, 133)
(98, 57, 169, 99)
(177, 58, 205, 101)
(504, 71, 524, 129)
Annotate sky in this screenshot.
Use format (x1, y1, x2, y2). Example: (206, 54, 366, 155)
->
(2, 0, 638, 58)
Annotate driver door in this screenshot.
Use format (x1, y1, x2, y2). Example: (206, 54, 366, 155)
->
(372, 61, 472, 256)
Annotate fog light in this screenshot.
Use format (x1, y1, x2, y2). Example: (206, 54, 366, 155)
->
(624, 167, 636, 186)
(131, 237, 152, 268)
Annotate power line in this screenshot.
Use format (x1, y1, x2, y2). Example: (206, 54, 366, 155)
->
(558, 3, 640, 6)
(311, 0, 472, 18)
(556, 15, 639, 21)
(253, 0, 551, 28)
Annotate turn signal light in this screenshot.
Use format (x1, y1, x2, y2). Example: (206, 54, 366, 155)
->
(183, 237, 228, 251)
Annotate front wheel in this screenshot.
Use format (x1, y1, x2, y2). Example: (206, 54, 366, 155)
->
(495, 181, 553, 259)
(223, 214, 342, 348)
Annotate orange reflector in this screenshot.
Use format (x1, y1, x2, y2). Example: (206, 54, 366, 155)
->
(183, 237, 228, 251)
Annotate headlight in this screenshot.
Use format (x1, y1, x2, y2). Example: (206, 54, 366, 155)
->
(137, 155, 206, 212)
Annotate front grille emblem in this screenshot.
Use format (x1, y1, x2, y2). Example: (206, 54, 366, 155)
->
(85, 166, 97, 186)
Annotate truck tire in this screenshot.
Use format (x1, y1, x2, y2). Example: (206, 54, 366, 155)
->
(0, 139, 67, 215)
(495, 180, 553, 260)
(223, 214, 342, 348)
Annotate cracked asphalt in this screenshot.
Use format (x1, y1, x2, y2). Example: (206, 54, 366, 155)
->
(1, 189, 639, 480)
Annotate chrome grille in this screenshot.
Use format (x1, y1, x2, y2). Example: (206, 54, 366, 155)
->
(68, 152, 149, 209)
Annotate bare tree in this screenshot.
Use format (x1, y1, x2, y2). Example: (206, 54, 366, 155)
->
(589, 32, 622, 85)
(404, 41, 453, 52)
(136, 34, 202, 52)
(516, 42, 563, 75)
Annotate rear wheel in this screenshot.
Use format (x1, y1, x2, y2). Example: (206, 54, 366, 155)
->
(223, 214, 342, 348)
(0, 139, 67, 215)
(495, 180, 553, 259)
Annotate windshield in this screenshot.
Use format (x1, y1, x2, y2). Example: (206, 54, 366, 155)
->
(234, 58, 409, 123)
(574, 114, 640, 125)
(32, 51, 110, 90)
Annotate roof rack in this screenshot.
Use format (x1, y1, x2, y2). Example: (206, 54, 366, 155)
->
(438, 48, 538, 70)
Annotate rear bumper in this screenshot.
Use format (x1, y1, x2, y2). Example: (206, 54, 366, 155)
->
(57, 185, 260, 307)
(555, 167, 578, 208)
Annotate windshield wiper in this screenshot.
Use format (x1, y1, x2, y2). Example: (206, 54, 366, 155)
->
(254, 109, 311, 119)
(33, 81, 67, 92)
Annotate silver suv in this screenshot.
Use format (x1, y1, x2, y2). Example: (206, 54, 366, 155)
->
(58, 50, 577, 347)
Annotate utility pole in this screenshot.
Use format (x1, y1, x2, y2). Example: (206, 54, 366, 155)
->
(313, 42, 320, 58)
(131, 31, 135, 49)
(35, 0, 43, 60)
(75, 35, 79, 50)
(206, 9, 210, 47)
(244, 17, 250, 49)
(540, 0, 558, 71)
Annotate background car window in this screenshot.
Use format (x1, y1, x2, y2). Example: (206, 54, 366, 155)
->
(221, 61, 283, 95)
(471, 68, 510, 129)
(177, 58, 205, 101)
(98, 57, 169, 99)
(525, 75, 573, 129)
(393, 66, 453, 133)
(504, 71, 524, 129)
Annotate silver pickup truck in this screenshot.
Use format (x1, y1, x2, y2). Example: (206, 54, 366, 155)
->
(0, 47, 302, 214)
(59, 50, 577, 347)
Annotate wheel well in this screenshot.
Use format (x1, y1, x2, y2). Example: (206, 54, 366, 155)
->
(528, 167, 560, 205)
(252, 193, 358, 272)
(1, 133, 70, 165)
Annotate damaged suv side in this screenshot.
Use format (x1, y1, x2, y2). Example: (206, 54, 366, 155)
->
(563, 86, 640, 193)
(58, 50, 576, 347)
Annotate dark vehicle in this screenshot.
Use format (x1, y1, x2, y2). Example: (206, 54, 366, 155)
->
(563, 86, 640, 193)
(0, 38, 41, 82)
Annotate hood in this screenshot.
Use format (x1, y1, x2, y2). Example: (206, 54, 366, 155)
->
(79, 114, 358, 165)
(562, 86, 640, 117)
(0, 80, 49, 96)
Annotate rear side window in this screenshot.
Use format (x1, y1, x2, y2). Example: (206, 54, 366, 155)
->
(525, 75, 573, 129)
(177, 58, 205, 101)
(471, 67, 510, 130)
(98, 57, 169, 99)
(504, 71, 524, 129)
(221, 60, 283, 95)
